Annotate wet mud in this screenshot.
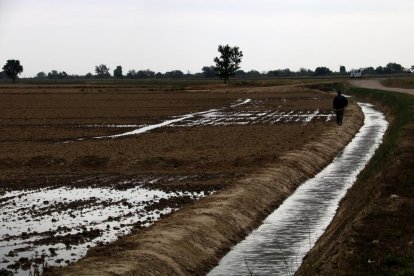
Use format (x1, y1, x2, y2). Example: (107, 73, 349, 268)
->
(1, 176, 212, 275)
(0, 84, 348, 275)
(42, 107, 364, 275)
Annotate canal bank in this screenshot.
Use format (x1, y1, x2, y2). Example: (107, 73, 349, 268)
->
(208, 103, 387, 275)
(297, 86, 414, 275)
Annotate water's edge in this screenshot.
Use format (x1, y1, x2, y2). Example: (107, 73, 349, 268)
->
(208, 103, 388, 275)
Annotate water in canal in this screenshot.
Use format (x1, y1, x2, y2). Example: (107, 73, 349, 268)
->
(208, 103, 388, 275)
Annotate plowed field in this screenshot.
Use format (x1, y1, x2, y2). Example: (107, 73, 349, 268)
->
(0, 82, 350, 274)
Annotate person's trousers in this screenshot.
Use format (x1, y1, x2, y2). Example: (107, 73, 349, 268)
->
(336, 110, 344, 125)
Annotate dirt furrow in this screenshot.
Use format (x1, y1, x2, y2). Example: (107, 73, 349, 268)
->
(45, 102, 363, 275)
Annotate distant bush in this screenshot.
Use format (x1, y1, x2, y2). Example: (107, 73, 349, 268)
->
(314, 67, 332, 76)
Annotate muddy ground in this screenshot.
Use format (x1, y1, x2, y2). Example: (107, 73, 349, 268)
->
(0, 84, 333, 191)
(0, 82, 350, 274)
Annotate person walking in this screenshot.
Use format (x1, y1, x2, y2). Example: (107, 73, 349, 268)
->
(333, 90, 348, 125)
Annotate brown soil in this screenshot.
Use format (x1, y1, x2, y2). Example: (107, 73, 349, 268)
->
(0, 84, 332, 192)
(2, 83, 349, 273)
(11, 83, 364, 275)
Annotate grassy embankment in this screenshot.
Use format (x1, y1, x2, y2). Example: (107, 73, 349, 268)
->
(297, 84, 414, 275)
(351, 87, 413, 181)
(381, 77, 414, 89)
(341, 86, 414, 274)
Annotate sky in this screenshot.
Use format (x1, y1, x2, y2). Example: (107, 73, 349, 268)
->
(0, 0, 413, 77)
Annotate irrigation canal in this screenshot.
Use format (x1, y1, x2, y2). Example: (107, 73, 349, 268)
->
(208, 103, 388, 275)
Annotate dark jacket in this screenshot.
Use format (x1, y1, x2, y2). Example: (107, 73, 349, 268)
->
(333, 95, 348, 110)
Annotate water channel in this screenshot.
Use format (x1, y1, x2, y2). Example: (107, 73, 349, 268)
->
(208, 103, 388, 275)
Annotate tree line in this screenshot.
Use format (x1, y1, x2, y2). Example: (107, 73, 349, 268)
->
(1, 45, 413, 82)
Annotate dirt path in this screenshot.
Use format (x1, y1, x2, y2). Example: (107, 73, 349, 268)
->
(45, 103, 363, 276)
(349, 79, 414, 96)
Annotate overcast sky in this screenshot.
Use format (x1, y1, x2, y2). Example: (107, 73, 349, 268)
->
(1, 0, 413, 77)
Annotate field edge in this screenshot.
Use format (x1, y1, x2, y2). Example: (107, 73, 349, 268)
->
(44, 96, 364, 275)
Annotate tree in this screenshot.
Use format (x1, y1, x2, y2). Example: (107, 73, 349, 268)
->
(126, 70, 137, 78)
(36, 72, 47, 79)
(298, 68, 314, 76)
(113, 66, 123, 78)
(95, 64, 110, 78)
(47, 70, 68, 79)
(385, 62, 405, 74)
(58, 71, 68, 79)
(214, 44, 243, 83)
(364, 67, 375, 75)
(374, 63, 405, 74)
(314, 67, 332, 76)
(137, 69, 155, 79)
(165, 70, 184, 79)
(339, 65, 346, 75)
(267, 69, 292, 77)
(411, 65, 414, 73)
(246, 70, 262, 78)
(235, 70, 246, 78)
(2, 59, 23, 81)
(48, 70, 59, 79)
(375, 66, 385, 74)
(85, 72, 93, 79)
(201, 66, 216, 78)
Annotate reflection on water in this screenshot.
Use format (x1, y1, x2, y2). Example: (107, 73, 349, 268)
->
(0, 176, 210, 275)
(91, 98, 333, 140)
(209, 103, 388, 276)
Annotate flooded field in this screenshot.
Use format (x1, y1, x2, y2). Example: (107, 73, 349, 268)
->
(0, 83, 342, 275)
(84, 98, 333, 140)
(1, 175, 212, 275)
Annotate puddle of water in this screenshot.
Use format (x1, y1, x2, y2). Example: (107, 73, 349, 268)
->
(230, 99, 252, 107)
(93, 98, 253, 139)
(83, 124, 142, 128)
(79, 99, 333, 141)
(208, 103, 388, 276)
(0, 177, 211, 275)
(171, 108, 333, 127)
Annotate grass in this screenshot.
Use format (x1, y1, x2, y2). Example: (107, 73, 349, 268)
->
(297, 83, 414, 275)
(381, 77, 414, 89)
(341, 85, 414, 275)
(344, 86, 414, 182)
(383, 255, 414, 276)
(304, 81, 345, 92)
